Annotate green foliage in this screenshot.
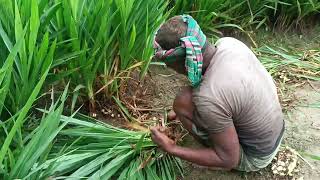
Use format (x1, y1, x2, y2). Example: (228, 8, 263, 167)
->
(0, 1, 174, 178)
(38, 115, 182, 179)
(0, 39, 57, 179)
(171, 0, 320, 37)
(0, 0, 58, 117)
(256, 46, 320, 81)
(171, 0, 246, 37)
(303, 153, 320, 161)
(50, 0, 169, 110)
(1, 86, 182, 179)
(0, 0, 319, 179)
(0, 0, 169, 116)
(7, 85, 69, 179)
(1, 0, 318, 116)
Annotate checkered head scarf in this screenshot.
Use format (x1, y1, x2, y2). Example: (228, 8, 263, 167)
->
(153, 15, 207, 87)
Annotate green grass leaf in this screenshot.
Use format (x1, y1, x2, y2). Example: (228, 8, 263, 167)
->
(0, 36, 51, 166)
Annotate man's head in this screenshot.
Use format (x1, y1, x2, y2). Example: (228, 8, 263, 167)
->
(153, 15, 207, 87)
(155, 16, 187, 50)
(155, 16, 187, 74)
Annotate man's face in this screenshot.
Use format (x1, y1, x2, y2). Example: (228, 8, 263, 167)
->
(165, 57, 186, 75)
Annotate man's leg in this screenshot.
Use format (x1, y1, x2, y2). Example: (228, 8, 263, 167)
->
(173, 87, 209, 146)
(171, 87, 236, 170)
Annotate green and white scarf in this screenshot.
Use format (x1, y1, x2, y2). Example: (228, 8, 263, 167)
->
(153, 15, 207, 87)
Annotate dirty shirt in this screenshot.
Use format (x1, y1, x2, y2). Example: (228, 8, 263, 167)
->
(192, 37, 284, 156)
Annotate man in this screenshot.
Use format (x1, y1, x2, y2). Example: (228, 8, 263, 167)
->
(150, 15, 285, 172)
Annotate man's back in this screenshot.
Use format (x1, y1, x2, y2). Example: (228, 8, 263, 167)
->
(193, 37, 284, 156)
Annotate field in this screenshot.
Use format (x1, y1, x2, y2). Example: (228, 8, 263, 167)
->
(0, 0, 320, 179)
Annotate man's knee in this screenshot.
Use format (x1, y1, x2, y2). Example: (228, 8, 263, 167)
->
(173, 87, 193, 118)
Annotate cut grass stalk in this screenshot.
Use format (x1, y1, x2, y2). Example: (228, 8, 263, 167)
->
(24, 114, 183, 179)
(256, 46, 320, 82)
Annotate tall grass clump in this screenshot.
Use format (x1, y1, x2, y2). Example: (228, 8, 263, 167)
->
(51, 0, 168, 112)
(1, 86, 69, 179)
(0, 0, 58, 117)
(171, 0, 320, 37)
(0, 1, 58, 172)
(0, 1, 63, 178)
(0, 0, 170, 115)
(0, 1, 179, 179)
(0, 39, 55, 179)
(170, 0, 246, 38)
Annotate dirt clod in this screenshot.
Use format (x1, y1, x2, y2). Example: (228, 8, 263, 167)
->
(271, 146, 299, 178)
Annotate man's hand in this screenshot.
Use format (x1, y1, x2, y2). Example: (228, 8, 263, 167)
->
(150, 126, 175, 152)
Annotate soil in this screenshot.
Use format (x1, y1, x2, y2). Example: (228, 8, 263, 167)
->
(147, 65, 320, 180)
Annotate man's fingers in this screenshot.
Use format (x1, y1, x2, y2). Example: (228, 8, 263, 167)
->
(150, 133, 155, 140)
(150, 126, 161, 135)
(151, 126, 168, 135)
(150, 130, 161, 146)
(159, 126, 166, 132)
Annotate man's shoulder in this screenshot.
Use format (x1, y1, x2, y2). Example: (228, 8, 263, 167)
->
(206, 37, 260, 84)
(214, 37, 254, 60)
(215, 37, 247, 48)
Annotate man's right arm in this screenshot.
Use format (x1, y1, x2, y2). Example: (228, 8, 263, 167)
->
(151, 125, 240, 169)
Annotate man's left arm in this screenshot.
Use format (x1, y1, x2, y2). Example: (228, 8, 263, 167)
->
(150, 125, 240, 169)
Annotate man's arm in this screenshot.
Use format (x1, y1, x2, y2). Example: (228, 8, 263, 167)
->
(150, 125, 240, 169)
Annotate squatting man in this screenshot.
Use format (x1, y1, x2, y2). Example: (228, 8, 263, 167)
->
(150, 15, 285, 172)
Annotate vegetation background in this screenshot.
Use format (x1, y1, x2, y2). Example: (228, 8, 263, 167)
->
(0, 0, 319, 179)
